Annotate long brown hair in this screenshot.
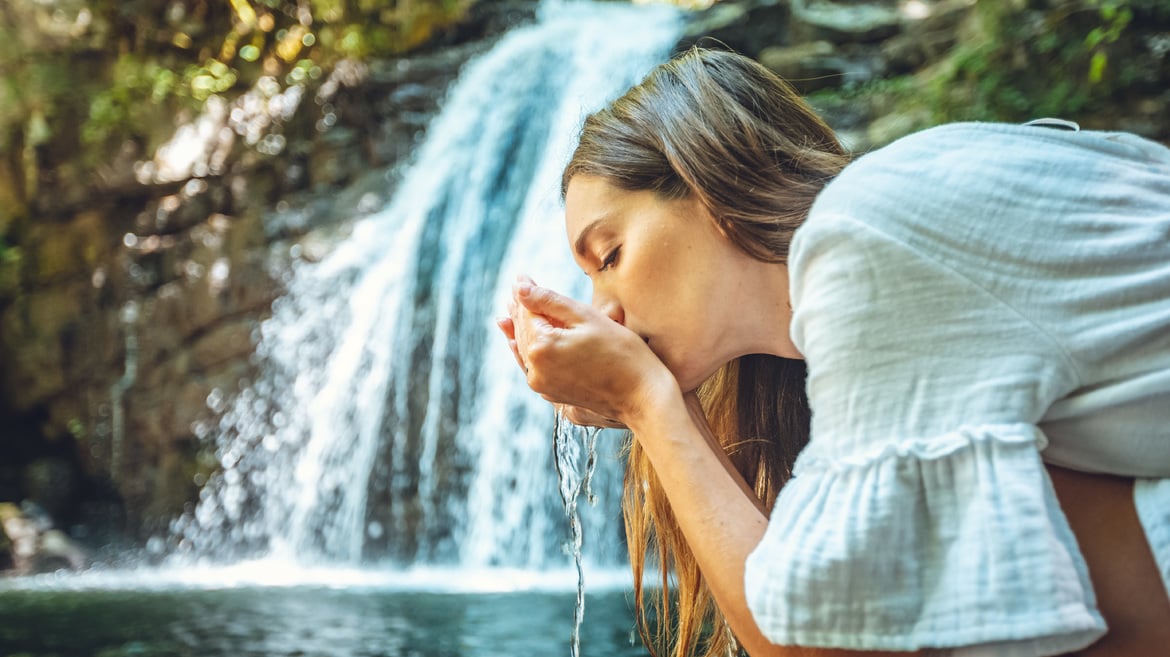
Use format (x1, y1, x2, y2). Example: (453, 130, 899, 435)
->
(561, 47, 849, 657)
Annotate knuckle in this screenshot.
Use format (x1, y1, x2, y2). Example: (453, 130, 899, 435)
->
(526, 369, 548, 393)
(526, 341, 554, 367)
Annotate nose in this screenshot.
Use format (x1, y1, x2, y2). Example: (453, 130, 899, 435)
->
(591, 288, 625, 326)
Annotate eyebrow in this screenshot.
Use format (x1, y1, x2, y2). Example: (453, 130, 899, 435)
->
(573, 217, 607, 258)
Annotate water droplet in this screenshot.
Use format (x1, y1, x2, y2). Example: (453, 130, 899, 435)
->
(206, 388, 225, 412)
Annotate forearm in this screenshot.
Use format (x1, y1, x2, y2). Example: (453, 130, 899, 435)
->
(625, 378, 917, 657)
(1048, 465, 1170, 656)
(624, 379, 782, 657)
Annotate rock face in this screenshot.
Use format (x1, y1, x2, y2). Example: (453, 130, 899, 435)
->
(0, 0, 1167, 568)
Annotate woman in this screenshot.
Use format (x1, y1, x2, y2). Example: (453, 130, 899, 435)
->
(497, 48, 1170, 657)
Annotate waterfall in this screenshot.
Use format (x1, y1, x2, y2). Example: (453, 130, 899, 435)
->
(171, 1, 683, 575)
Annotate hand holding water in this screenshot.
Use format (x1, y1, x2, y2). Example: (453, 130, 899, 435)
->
(496, 274, 676, 430)
(497, 311, 623, 428)
(554, 404, 626, 429)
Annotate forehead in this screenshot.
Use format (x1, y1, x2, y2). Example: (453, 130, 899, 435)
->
(564, 175, 647, 237)
(566, 174, 622, 214)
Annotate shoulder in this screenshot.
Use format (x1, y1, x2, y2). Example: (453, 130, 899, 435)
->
(794, 121, 1170, 292)
(811, 121, 1170, 236)
(828, 120, 1166, 184)
(801, 123, 1017, 257)
(810, 122, 1062, 232)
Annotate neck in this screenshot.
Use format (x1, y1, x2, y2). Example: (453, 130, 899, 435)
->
(725, 259, 802, 361)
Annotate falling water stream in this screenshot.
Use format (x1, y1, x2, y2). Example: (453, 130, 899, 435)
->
(553, 413, 605, 657)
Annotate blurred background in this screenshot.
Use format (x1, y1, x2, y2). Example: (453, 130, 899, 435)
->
(0, 0, 1167, 655)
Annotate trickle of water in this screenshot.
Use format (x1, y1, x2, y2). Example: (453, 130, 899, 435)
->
(553, 411, 602, 657)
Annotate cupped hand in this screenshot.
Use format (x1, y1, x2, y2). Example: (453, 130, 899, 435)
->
(495, 275, 674, 429)
(555, 404, 627, 430)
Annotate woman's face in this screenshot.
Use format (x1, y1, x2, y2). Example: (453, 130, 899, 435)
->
(564, 175, 796, 391)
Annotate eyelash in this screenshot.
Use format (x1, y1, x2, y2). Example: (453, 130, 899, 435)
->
(599, 247, 620, 272)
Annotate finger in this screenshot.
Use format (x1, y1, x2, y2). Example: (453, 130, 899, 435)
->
(495, 318, 529, 374)
(495, 315, 516, 340)
(513, 281, 589, 327)
(509, 339, 527, 373)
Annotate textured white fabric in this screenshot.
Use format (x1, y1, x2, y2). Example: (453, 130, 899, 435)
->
(744, 122, 1170, 654)
(1135, 478, 1170, 600)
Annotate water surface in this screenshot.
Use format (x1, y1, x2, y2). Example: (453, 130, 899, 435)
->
(0, 581, 644, 657)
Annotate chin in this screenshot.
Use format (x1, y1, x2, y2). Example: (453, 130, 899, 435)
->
(670, 362, 721, 395)
(656, 344, 721, 393)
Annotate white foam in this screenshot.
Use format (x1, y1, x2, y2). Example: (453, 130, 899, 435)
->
(0, 562, 637, 594)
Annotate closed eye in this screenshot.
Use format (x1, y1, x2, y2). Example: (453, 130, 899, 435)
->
(599, 246, 620, 273)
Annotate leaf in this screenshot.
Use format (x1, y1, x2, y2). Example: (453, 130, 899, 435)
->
(1088, 50, 1108, 84)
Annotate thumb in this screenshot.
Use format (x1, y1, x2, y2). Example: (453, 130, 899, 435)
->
(514, 281, 588, 326)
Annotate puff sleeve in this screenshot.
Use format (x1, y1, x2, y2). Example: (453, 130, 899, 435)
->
(743, 211, 1106, 656)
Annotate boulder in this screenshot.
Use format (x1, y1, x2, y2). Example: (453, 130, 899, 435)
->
(790, 0, 902, 43)
(0, 501, 88, 575)
(757, 40, 885, 92)
(677, 0, 791, 56)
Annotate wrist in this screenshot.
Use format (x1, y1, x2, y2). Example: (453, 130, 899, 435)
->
(621, 366, 686, 437)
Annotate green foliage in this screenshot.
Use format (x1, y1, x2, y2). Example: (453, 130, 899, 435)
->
(1085, 0, 1133, 83)
(187, 59, 240, 101)
(83, 55, 191, 147)
(0, 0, 477, 205)
(67, 417, 87, 441)
(925, 0, 1160, 125)
(79, 0, 470, 148)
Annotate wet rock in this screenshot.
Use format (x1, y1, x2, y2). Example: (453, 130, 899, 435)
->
(0, 503, 39, 574)
(881, 0, 974, 73)
(677, 0, 791, 56)
(39, 528, 89, 571)
(0, 502, 89, 575)
(758, 40, 854, 92)
(790, 0, 903, 43)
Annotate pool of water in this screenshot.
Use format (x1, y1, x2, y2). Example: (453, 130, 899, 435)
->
(0, 569, 647, 657)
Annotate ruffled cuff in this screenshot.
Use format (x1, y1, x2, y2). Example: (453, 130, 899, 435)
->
(744, 423, 1105, 656)
(1135, 477, 1170, 602)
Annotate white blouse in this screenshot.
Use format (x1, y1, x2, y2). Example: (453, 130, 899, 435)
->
(744, 122, 1170, 656)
